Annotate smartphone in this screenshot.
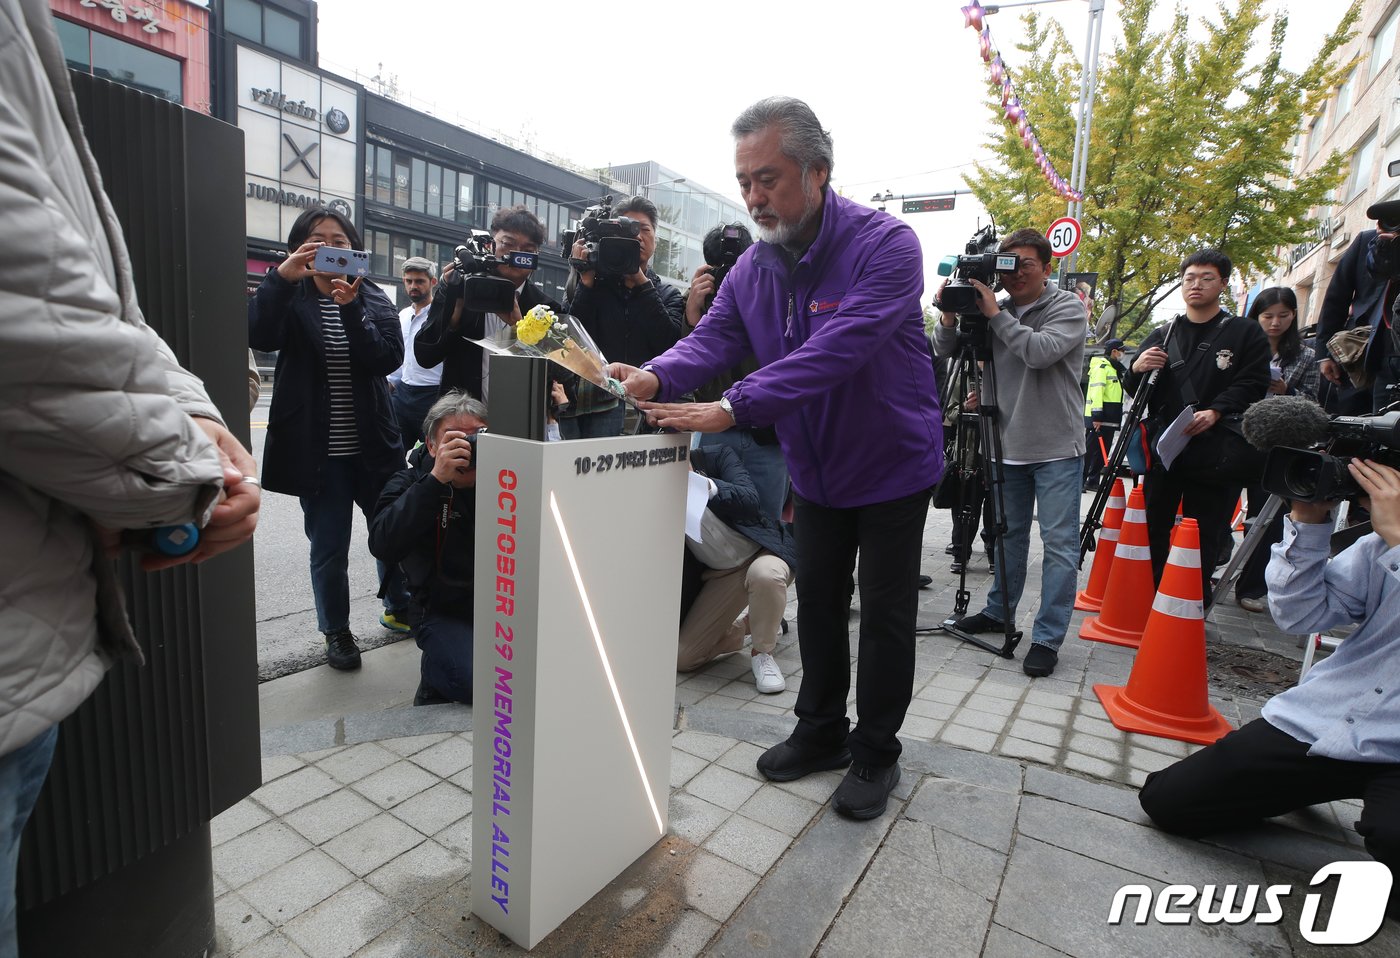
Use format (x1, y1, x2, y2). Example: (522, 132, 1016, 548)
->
(313, 246, 370, 277)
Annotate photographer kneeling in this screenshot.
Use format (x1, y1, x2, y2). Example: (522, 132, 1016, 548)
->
(369, 391, 487, 705)
(1140, 459, 1400, 921)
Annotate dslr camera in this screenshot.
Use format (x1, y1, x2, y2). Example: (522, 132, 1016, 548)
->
(445, 230, 536, 314)
(701, 223, 754, 309)
(562, 195, 642, 277)
(1263, 409, 1400, 502)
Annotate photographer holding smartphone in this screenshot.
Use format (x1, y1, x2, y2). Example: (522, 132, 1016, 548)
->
(249, 207, 410, 670)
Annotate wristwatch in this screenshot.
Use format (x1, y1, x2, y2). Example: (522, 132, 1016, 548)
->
(718, 397, 735, 422)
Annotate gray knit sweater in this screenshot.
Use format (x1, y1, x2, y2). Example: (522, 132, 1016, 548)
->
(933, 282, 1088, 463)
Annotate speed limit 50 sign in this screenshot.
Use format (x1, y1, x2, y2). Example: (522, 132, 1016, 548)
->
(1047, 217, 1081, 258)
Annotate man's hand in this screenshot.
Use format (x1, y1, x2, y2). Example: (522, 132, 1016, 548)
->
(143, 417, 260, 571)
(934, 279, 957, 327)
(1133, 346, 1168, 373)
(964, 389, 979, 411)
(1289, 500, 1334, 525)
(607, 363, 660, 401)
(686, 266, 716, 327)
(623, 268, 651, 290)
(431, 430, 475, 485)
(967, 279, 1000, 319)
(276, 241, 321, 283)
(638, 400, 733, 433)
(571, 240, 595, 288)
(497, 295, 522, 327)
(1350, 459, 1400, 547)
(1319, 358, 1344, 385)
(1182, 408, 1220, 436)
(328, 276, 363, 306)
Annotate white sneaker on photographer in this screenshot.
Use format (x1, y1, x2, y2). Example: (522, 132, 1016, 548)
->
(751, 652, 785, 694)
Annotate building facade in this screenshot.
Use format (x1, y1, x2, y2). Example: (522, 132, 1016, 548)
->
(1273, 0, 1400, 323)
(51, 0, 213, 112)
(609, 161, 752, 285)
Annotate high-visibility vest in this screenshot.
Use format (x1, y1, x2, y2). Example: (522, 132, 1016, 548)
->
(1084, 355, 1124, 421)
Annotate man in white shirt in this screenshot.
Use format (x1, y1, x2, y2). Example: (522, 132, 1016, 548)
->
(389, 256, 441, 452)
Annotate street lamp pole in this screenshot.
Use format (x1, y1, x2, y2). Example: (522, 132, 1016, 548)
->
(1066, 0, 1106, 274)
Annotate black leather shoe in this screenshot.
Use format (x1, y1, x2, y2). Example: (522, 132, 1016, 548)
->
(1023, 643, 1059, 677)
(951, 611, 1004, 634)
(413, 680, 451, 706)
(833, 762, 901, 820)
(756, 739, 852, 782)
(325, 629, 362, 670)
(950, 560, 966, 574)
(918, 574, 933, 589)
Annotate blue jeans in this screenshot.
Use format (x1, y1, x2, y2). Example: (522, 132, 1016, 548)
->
(0, 726, 59, 958)
(982, 457, 1082, 650)
(391, 381, 440, 453)
(698, 429, 790, 521)
(300, 457, 410, 634)
(558, 403, 624, 439)
(417, 610, 474, 703)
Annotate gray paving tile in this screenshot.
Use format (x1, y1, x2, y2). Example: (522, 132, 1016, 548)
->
(916, 683, 969, 706)
(433, 814, 472, 863)
(314, 742, 401, 786)
(703, 814, 790, 874)
(950, 707, 1011, 734)
(351, 917, 458, 958)
(1260, 860, 1400, 958)
(352, 760, 441, 809)
(240, 848, 356, 925)
(975, 679, 1027, 702)
(298, 745, 346, 763)
(1127, 745, 1179, 774)
(1018, 703, 1072, 726)
(1064, 752, 1118, 780)
(738, 700, 786, 715)
(252, 765, 342, 816)
(230, 931, 310, 958)
(902, 740, 1023, 793)
(377, 732, 453, 757)
(715, 741, 768, 779)
(322, 813, 427, 876)
(905, 697, 956, 721)
(1200, 821, 1372, 877)
(387, 780, 470, 837)
(684, 764, 763, 812)
(282, 881, 399, 958)
(212, 892, 273, 955)
(982, 923, 1072, 957)
(210, 799, 271, 848)
(769, 768, 845, 805)
(670, 747, 709, 789)
(737, 784, 822, 838)
(365, 839, 469, 910)
(259, 754, 303, 783)
(670, 730, 733, 761)
(1024, 689, 1076, 710)
(884, 818, 1008, 900)
(897, 714, 944, 739)
(656, 908, 720, 958)
(993, 836, 1288, 958)
(905, 778, 1021, 854)
(1008, 718, 1067, 748)
(1022, 766, 1149, 824)
(212, 821, 313, 890)
(682, 848, 761, 921)
(667, 791, 731, 846)
(939, 723, 998, 752)
(1068, 731, 1126, 763)
(1000, 737, 1058, 765)
(1072, 713, 1122, 739)
(283, 787, 382, 846)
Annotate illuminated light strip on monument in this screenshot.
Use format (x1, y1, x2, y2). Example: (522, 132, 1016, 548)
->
(548, 492, 665, 835)
(961, 1, 1083, 203)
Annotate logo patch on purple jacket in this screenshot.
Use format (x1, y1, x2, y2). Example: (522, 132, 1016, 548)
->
(809, 297, 841, 315)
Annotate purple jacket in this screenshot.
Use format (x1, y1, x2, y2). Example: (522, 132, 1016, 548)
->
(648, 191, 944, 507)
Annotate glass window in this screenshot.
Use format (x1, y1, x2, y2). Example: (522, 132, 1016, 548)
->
(368, 229, 389, 275)
(90, 31, 182, 103)
(1348, 129, 1377, 200)
(426, 163, 442, 219)
(1336, 68, 1355, 120)
(364, 146, 376, 198)
(1373, 4, 1399, 81)
(488, 183, 501, 216)
(391, 237, 409, 276)
(411, 157, 426, 213)
(53, 18, 90, 70)
(1306, 114, 1324, 161)
(458, 176, 474, 224)
(409, 237, 425, 259)
(224, 0, 261, 41)
(393, 155, 411, 209)
(375, 148, 392, 204)
(263, 8, 303, 58)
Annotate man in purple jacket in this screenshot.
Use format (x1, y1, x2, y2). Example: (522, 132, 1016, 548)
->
(610, 96, 944, 820)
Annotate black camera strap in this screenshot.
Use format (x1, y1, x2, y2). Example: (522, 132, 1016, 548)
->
(1165, 312, 1231, 410)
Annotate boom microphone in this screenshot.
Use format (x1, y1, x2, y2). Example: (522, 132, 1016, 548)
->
(1241, 395, 1331, 451)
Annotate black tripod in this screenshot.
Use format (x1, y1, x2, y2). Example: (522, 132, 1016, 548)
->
(931, 321, 1022, 658)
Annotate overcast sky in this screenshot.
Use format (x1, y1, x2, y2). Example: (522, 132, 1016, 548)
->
(317, 0, 1349, 309)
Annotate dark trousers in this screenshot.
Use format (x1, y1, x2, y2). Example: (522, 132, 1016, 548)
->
(1140, 718, 1400, 918)
(1143, 465, 1239, 601)
(391, 381, 440, 452)
(1236, 484, 1285, 600)
(416, 610, 474, 704)
(791, 487, 931, 767)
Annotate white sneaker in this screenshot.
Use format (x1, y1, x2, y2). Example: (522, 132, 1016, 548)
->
(751, 652, 785, 694)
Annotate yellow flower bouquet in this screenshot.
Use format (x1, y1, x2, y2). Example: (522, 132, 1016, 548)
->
(472, 305, 629, 403)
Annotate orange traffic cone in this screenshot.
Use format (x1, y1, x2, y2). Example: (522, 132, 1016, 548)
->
(1075, 479, 1126, 612)
(1231, 496, 1246, 533)
(1080, 486, 1154, 647)
(1095, 519, 1234, 745)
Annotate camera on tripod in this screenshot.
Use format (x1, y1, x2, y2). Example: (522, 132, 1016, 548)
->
(935, 225, 1019, 316)
(1262, 409, 1400, 502)
(702, 222, 753, 309)
(562, 195, 643, 277)
(446, 230, 536, 313)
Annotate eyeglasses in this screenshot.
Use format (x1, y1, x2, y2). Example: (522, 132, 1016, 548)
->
(1182, 276, 1221, 288)
(1013, 258, 1045, 273)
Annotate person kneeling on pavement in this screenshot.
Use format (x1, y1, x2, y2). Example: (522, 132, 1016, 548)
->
(680, 445, 796, 694)
(1140, 458, 1400, 923)
(369, 391, 486, 705)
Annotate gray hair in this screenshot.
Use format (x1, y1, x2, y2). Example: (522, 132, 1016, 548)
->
(402, 256, 437, 279)
(422, 390, 488, 442)
(731, 96, 834, 178)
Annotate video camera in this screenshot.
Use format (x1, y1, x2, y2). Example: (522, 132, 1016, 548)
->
(935, 225, 1019, 317)
(562, 195, 643, 277)
(1260, 408, 1400, 502)
(702, 222, 754, 309)
(445, 230, 536, 314)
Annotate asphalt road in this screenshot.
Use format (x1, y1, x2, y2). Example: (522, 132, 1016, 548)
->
(249, 390, 410, 681)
